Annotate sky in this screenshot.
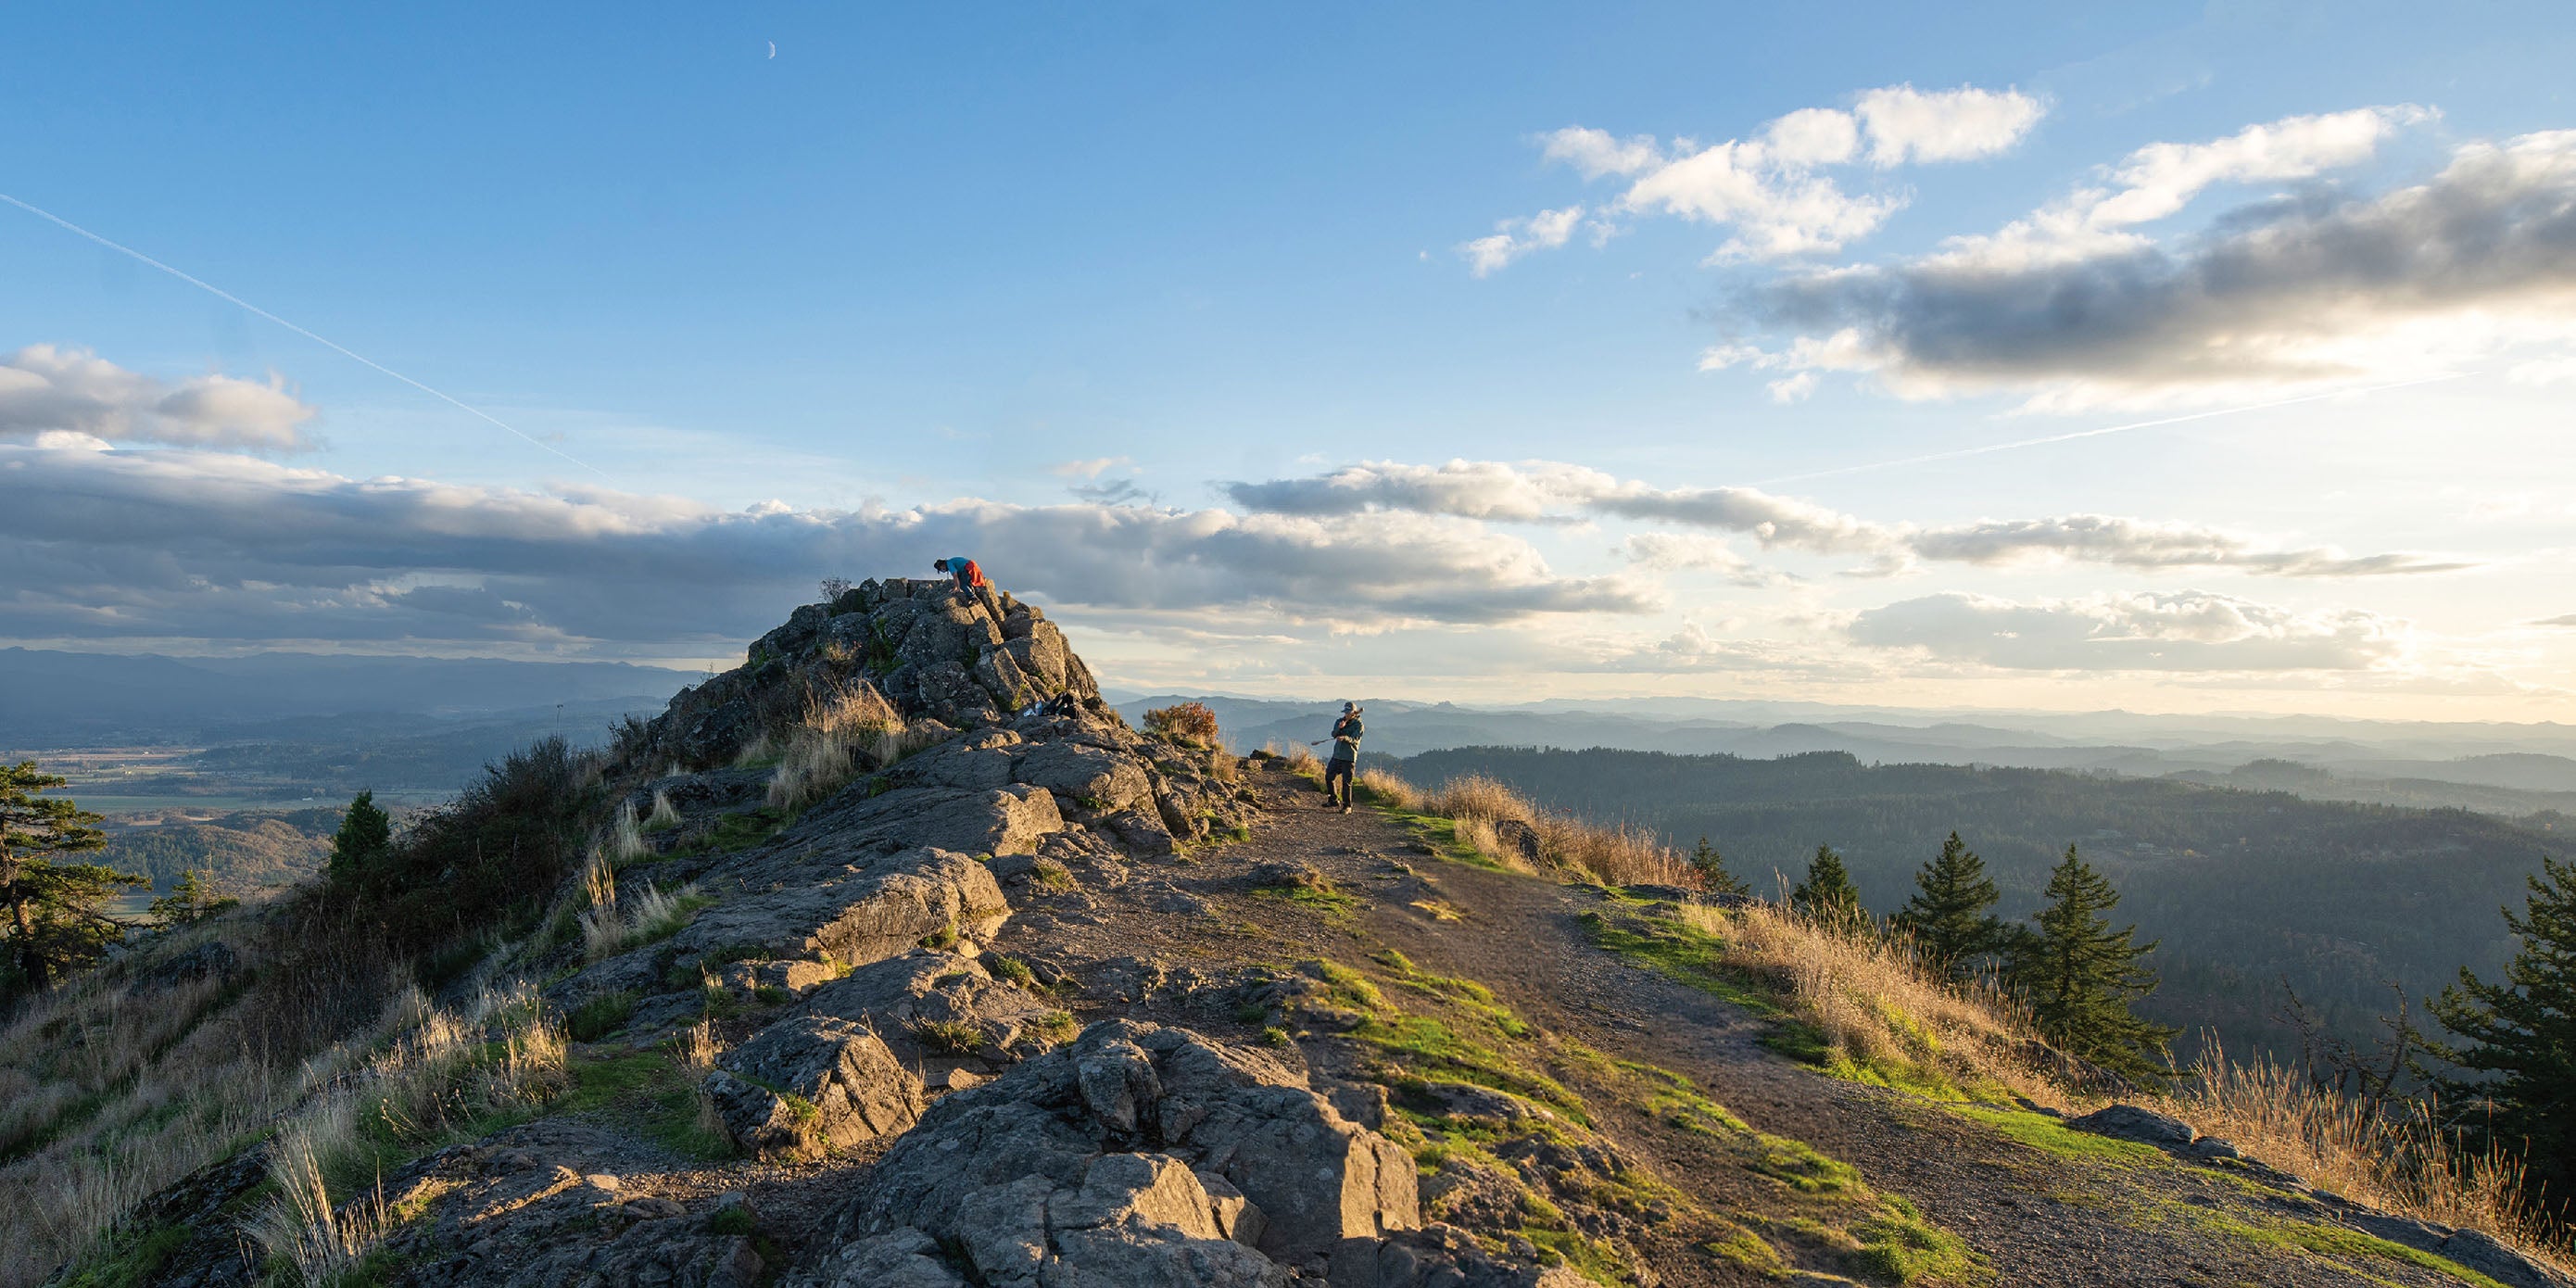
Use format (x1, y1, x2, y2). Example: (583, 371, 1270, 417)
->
(5, 0, 2576, 719)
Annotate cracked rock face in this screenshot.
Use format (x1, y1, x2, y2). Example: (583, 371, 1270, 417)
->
(804, 1019, 1421, 1288)
(705, 1017, 925, 1159)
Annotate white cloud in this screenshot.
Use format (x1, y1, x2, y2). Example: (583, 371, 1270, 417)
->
(1616, 533, 1774, 586)
(1538, 127, 1661, 179)
(1766, 372, 1819, 403)
(1738, 127, 2576, 408)
(1847, 589, 2407, 672)
(1854, 84, 2047, 167)
(1458, 205, 1586, 276)
(2086, 106, 2427, 228)
(1619, 143, 1902, 259)
(0, 345, 318, 450)
(1477, 82, 2047, 271)
(1762, 107, 1862, 167)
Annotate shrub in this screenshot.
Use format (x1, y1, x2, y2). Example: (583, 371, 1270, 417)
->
(912, 1018, 983, 1054)
(1142, 701, 1220, 747)
(567, 991, 638, 1042)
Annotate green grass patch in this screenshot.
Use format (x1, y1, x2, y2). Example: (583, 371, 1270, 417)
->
(688, 808, 787, 855)
(565, 990, 638, 1042)
(560, 1050, 731, 1161)
(1845, 1195, 1977, 1284)
(988, 954, 1037, 988)
(1374, 811, 1509, 870)
(1948, 1104, 2165, 1166)
(1578, 910, 1776, 1013)
(1259, 882, 1361, 918)
(2190, 1212, 2510, 1288)
(60, 1223, 191, 1288)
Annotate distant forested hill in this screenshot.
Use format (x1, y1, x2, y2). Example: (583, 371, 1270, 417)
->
(96, 808, 341, 892)
(1386, 746, 2560, 1064)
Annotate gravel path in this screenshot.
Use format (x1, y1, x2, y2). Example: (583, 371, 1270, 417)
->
(1190, 763, 2481, 1288)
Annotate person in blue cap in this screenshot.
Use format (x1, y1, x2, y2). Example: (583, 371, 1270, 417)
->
(1312, 701, 1363, 812)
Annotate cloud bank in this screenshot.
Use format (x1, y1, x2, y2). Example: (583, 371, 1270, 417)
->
(1221, 459, 2460, 578)
(1725, 121, 2576, 408)
(0, 346, 318, 450)
(1846, 590, 2407, 672)
(0, 442, 1657, 653)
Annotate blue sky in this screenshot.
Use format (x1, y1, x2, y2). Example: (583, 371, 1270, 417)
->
(6, 1, 2576, 717)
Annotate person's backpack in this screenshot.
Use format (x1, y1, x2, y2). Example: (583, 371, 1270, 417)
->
(960, 559, 989, 588)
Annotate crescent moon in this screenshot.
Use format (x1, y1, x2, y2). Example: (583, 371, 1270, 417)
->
(767, 41, 777, 58)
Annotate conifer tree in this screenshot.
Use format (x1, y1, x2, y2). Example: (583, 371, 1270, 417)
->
(1790, 844, 1866, 930)
(329, 790, 395, 884)
(149, 869, 239, 926)
(2009, 845, 2173, 1079)
(1895, 831, 2007, 980)
(1, 761, 143, 990)
(1689, 836, 1749, 898)
(2428, 854, 2576, 1221)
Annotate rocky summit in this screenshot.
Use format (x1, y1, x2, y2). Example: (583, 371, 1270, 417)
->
(49, 576, 2576, 1288)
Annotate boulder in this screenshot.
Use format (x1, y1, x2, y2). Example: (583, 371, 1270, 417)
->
(2066, 1104, 2195, 1149)
(826, 1021, 1420, 1286)
(676, 847, 1008, 971)
(707, 1017, 924, 1158)
(1014, 740, 1154, 814)
(802, 949, 1069, 1065)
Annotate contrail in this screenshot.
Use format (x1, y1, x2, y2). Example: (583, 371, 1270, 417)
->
(1756, 373, 2473, 486)
(0, 192, 610, 479)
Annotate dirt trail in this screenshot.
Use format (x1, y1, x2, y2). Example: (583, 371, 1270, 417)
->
(1205, 763, 2474, 1288)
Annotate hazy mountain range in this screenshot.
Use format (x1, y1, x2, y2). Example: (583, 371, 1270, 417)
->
(1113, 692, 2576, 817)
(0, 648, 699, 745)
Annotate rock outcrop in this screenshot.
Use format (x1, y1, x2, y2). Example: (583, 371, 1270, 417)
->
(804, 1019, 1443, 1288)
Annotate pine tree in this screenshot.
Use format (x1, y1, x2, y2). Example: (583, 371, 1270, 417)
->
(329, 790, 395, 884)
(2427, 854, 2576, 1222)
(1790, 844, 1866, 930)
(1, 761, 144, 991)
(1895, 831, 2007, 980)
(148, 869, 239, 926)
(2009, 845, 2174, 1079)
(1689, 836, 1748, 897)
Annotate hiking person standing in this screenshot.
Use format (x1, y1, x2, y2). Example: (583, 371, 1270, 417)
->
(1314, 701, 1363, 812)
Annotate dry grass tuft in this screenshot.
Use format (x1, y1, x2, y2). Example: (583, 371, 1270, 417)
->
(2157, 1048, 2569, 1269)
(1422, 773, 1534, 827)
(645, 789, 682, 832)
(1353, 766, 1420, 811)
(1688, 901, 2053, 1104)
(1675, 899, 2573, 1274)
(674, 1018, 722, 1074)
(608, 798, 650, 864)
(768, 679, 916, 811)
(0, 925, 295, 1287)
(1282, 742, 1321, 778)
(244, 983, 566, 1282)
(1366, 767, 1698, 888)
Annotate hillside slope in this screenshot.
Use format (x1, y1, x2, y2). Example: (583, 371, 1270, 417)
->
(19, 582, 2569, 1288)
(1388, 746, 2562, 1065)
